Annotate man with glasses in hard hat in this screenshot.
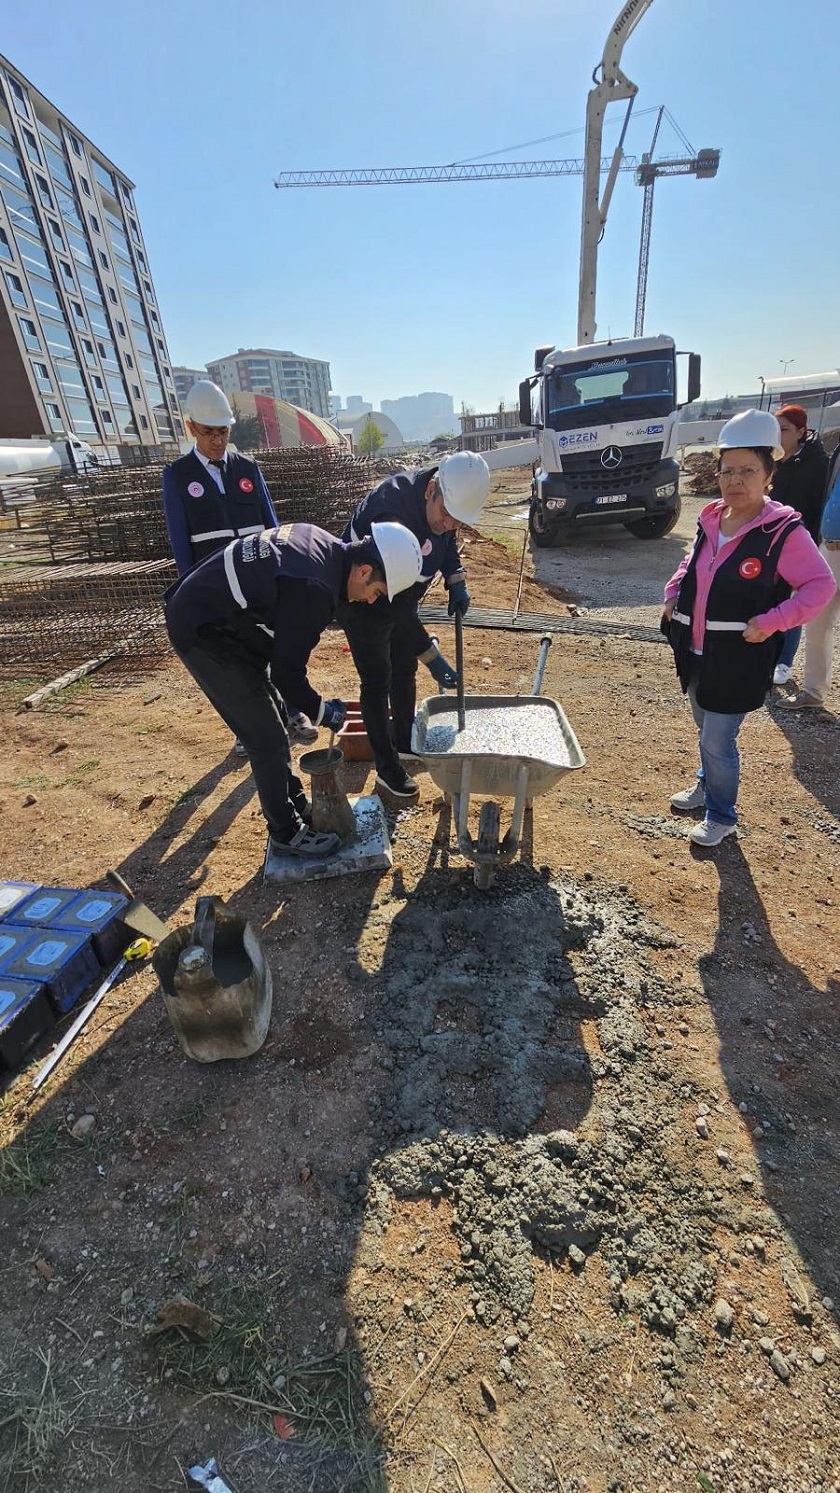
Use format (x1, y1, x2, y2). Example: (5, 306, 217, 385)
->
(164, 521, 424, 860)
(163, 380, 318, 746)
(340, 451, 490, 802)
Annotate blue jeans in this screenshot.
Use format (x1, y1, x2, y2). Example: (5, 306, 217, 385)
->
(778, 626, 802, 669)
(687, 677, 746, 827)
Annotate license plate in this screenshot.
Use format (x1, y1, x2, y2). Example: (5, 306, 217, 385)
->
(594, 494, 627, 506)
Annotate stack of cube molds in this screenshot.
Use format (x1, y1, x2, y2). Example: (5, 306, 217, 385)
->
(0, 881, 129, 1069)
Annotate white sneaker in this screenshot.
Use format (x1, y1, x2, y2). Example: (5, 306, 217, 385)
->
(689, 819, 736, 847)
(773, 664, 793, 686)
(670, 782, 705, 812)
(288, 711, 318, 745)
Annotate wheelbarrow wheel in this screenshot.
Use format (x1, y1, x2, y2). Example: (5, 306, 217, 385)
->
(474, 801, 501, 889)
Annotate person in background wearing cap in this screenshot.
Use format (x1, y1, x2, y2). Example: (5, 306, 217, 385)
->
(339, 451, 491, 802)
(767, 405, 829, 685)
(162, 380, 318, 746)
(780, 435, 840, 711)
(662, 410, 835, 848)
(164, 521, 423, 859)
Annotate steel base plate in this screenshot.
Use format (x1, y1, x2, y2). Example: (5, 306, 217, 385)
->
(263, 795, 392, 885)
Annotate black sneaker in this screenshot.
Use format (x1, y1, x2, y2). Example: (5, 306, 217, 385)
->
(269, 826, 340, 859)
(375, 767, 420, 802)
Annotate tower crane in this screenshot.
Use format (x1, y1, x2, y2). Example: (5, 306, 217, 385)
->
(274, 0, 718, 342)
(633, 107, 720, 337)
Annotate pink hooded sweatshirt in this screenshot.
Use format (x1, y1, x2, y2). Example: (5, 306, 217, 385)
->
(663, 498, 836, 655)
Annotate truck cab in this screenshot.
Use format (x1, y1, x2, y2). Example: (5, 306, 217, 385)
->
(520, 335, 701, 545)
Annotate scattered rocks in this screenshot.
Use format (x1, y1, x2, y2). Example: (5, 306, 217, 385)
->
(695, 1116, 709, 1139)
(138, 793, 156, 811)
(70, 1114, 96, 1140)
(811, 1346, 826, 1366)
(714, 1299, 734, 1331)
(769, 1348, 790, 1382)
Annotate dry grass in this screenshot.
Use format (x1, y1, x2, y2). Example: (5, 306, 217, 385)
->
(0, 1348, 87, 1486)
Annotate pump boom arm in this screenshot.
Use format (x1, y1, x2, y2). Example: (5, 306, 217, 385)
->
(578, 0, 656, 345)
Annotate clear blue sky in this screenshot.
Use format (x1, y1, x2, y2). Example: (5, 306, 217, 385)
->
(6, 0, 838, 413)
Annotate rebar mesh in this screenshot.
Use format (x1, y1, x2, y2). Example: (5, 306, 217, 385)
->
(254, 447, 375, 533)
(0, 559, 175, 678)
(0, 448, 402, 680)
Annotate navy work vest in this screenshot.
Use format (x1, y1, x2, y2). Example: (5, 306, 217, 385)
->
(165, 451, 268, 566)
(164, 522, 349, 654)
(666, 513, 800, 713)
(344, 466, 460, 594)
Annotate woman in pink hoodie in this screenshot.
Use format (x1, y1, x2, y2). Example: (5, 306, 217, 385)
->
(662, 409, 836, 848)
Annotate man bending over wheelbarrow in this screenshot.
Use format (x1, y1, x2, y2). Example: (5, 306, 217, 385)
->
(164, 521, 422, 860)
(338, 451, 491, 803)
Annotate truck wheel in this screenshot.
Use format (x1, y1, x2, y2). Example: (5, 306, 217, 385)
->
(529, 499, 567, 548)
(624, 500, 681, 540)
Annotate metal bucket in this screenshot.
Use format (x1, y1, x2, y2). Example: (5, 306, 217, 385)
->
(153, 896, 272, 1062)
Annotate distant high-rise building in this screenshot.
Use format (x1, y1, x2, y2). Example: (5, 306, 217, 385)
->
(172, 365, 206, 406)
(0, 53, 182, 448)
(328, 392, 342, 417)
(206, 347, 332, 419)
(345, 394, 372, 415)
(381, 392, 455, 443)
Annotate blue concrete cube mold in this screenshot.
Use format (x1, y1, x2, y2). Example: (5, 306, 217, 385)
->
(0, 882, 41, 923)
(50, 889, 129, 966)
(0, 975, 54, 1069)
(11, 888, 84, 931)
(0, 926, 38, 974)
(3, 930, 100, 1014)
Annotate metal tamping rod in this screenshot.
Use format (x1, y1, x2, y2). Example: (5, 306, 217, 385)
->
(455, 609, 466, 732)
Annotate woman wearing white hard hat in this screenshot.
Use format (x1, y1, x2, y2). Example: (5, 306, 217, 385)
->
(165, 521, 423, 861)
(340, 450, 490, 802)
(662, 410, 835, 847)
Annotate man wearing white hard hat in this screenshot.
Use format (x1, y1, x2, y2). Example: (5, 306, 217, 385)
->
(163, 380, 317, 746)
(164, 521, 423, 860)
(340, 451, 490, 801)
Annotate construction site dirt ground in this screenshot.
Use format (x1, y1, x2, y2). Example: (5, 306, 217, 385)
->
(0, 495, 839, 1492)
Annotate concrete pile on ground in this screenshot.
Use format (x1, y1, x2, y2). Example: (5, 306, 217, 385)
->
(680, 451, 719, 496)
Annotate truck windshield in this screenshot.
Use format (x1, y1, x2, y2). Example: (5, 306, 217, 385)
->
(546, 356, 675, 431)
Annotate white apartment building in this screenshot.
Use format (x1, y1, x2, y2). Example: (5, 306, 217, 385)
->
(206, 348, 332, 420)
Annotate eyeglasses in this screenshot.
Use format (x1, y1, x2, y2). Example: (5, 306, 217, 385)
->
(718, 467, 763, 482)
(191, 422, 229, 438)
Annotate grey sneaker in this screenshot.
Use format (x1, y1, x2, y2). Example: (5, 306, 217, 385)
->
(269, 825, 339, 859)
(778, 690, 824, 710)
(689, 819, 736, 847)
(670, 781, 705, 812)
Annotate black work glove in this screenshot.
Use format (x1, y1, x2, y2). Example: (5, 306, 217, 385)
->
(423, 649, 458, 689)
(446, 577, 470, 617)
(321, 698, 347, 731)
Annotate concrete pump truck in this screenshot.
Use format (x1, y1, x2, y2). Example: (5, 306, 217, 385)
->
(520, 0, 705, 548)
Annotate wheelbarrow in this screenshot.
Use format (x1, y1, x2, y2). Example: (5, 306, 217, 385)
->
(411, 623, 585, 889)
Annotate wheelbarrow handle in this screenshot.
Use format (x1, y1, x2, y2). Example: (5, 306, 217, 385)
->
(531, 634, 553, 697)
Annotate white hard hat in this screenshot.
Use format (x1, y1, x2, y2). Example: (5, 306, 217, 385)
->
(185, 380, 234, 426)
(370, 522, 424, 600)
(437, 450, 490, 524)
(718, 409, 784, 461)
